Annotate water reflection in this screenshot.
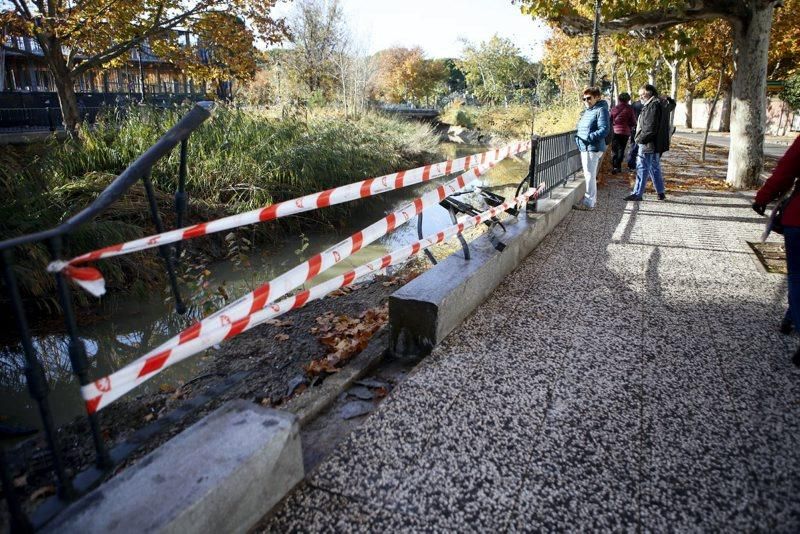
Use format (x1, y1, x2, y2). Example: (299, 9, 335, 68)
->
(0, 144, 530, 427)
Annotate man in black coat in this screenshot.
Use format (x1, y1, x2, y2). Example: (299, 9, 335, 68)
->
(624, 84, 676, 201)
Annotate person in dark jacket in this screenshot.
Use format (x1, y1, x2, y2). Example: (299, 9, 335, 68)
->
(574, 86, 610, 210)
(646, 94, 677, 200)
(625, 84, 666, 201)
(610, 93, 637, 174)
(627, 99, 643, 169)
(753, 136, 800, 366)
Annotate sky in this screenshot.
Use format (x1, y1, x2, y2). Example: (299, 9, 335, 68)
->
(270, 0, 552, 61)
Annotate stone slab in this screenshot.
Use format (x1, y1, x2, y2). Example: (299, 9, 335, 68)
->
(48, 400, 303, 534)
(389, 178, 585, 358)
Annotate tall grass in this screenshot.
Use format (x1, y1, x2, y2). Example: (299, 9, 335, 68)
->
(1, 105, 439, 311)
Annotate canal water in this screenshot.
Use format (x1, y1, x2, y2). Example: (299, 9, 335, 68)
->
(0, 143, 531, 429)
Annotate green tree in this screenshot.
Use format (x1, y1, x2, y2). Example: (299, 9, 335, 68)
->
(782, 74, 800, 112)
(457, 35, 535, 106)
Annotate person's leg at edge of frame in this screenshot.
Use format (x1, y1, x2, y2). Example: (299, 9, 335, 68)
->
(584, 151, 601, 208)
(782, 225, 800, 365)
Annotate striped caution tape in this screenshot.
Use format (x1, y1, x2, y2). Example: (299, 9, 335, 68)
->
(88, 152, 510, 390)
(81, 180, 545, 412)
(49, 141, 531, 297)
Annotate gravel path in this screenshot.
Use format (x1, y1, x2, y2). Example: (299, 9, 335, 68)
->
(260, 165, 800, 531)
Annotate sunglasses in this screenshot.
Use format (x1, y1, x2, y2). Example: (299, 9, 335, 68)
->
(582, 96, 593, 101)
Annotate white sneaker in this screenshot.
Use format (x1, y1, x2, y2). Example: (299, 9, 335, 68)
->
(573, 203, 594, 211)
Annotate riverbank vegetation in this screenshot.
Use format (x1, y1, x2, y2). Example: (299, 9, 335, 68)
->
(1, 105, 439, 312)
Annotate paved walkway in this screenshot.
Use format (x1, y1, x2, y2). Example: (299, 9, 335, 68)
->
(262, 178, 800, 531)
(673, 129, 792, 159)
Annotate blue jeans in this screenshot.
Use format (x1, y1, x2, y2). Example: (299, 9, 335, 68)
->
(632, 152, 664, 196)
(783, 226, 800, 330)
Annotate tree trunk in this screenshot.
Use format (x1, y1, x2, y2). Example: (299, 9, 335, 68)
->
(702, 64, 724, 162)
(647, 58, 660, 86)
(685, 89, 694, 129)
(719, 83, 732, 132)
(669, 61, 679, 101)
(46, 48, 81, 133)
(726, 6, 774, 188)
(623, 65, 633, 95)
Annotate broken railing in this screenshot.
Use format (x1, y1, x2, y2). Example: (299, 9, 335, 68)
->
(0, 110, 582, 531)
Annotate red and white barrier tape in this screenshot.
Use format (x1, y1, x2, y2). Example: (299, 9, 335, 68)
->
(88, 155, 506, 387)
(81, 181, 546, 412)
(48, 141, 531, 297)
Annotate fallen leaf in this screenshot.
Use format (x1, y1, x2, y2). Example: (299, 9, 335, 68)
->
(274, 333, 289, 341)
(266, 319, 293, 327)
(143, 413, 155, 422)
(159, 383, 176, 394)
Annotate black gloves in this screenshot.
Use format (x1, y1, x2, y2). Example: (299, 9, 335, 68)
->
(752, 202, 767, 216)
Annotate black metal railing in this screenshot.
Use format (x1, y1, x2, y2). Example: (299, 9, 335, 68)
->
(0, 101, 214, 532)
(530, 130, 583, 195)
(0, 106, 107, 131)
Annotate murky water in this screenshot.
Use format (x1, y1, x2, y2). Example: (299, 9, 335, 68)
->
(0, 143, 530, 429)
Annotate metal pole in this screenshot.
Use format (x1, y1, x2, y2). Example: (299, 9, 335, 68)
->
(1, 250, 75, 500)
(142, 170, 187, 314)
(174, 139, 189, 260)
(48, 236, 113, 470)
(589, 0, 601, 87)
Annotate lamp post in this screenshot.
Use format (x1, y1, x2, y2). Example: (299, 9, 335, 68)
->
(589, 0, 601, 87)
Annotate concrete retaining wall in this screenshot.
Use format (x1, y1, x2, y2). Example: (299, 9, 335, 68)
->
(48, 401, 303, 534)
(390, 177, 585, 358)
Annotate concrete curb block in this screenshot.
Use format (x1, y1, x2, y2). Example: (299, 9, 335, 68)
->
(48, 401, 303, 534)
(389, 178, 585, 358)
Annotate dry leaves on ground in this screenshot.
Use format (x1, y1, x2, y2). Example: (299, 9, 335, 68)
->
(305, 304, 389, 376)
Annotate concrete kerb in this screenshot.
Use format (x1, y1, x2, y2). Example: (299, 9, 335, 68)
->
(48, 401, 303, 534)
(389, 177, 585, 358)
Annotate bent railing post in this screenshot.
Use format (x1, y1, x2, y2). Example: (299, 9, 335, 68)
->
(1, 250, 75, 501)
(47, 236, 113, 470)
(416, 213, 438, 266)
(174, 138, 189, 260)
(527, 136, 540, 213)
(446, 207, 471, 260)
(142, 169, 187, 314)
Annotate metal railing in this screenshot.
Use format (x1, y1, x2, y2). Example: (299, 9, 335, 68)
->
(0, 124, 583, 531)
(0, 102, 214, 532)
(530, 131, 583, 195)
(0, 106, 107, 131)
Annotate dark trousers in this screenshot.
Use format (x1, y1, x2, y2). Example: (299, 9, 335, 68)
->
(611, 133, 629, 170)
(627, 132, 639, 169)
(783, 226, 800, 331)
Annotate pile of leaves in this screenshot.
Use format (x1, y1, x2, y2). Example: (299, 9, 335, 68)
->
(305, 304, 389, 375)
